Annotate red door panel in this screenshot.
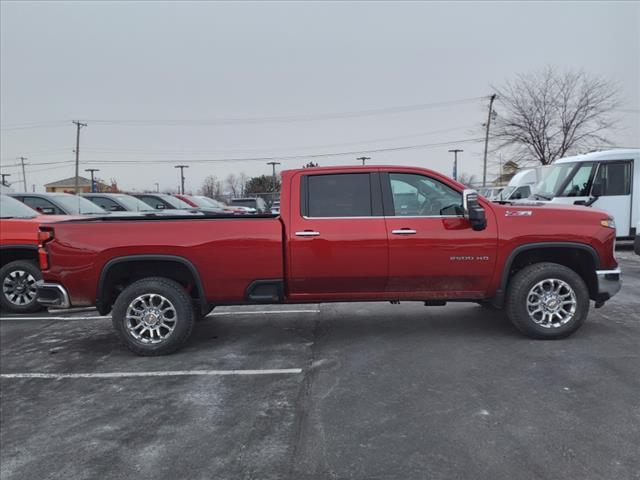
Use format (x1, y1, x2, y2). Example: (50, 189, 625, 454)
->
(286, 171, 388, 300)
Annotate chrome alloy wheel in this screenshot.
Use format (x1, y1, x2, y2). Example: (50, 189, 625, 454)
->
(526, 278, 577, 328)
(2, 270, 37, 306)
(125, 294, 177, 344)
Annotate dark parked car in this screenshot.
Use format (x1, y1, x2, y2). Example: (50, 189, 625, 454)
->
(82, 193, 156, 212)
(9, 193, 106, 215)
(132, 193, 194, 211)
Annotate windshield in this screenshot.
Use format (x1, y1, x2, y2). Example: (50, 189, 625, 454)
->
(163, 196, 192, 209)
(532, 162, 597, 199)
(1, 195, 38, 218)
(499, 186, 516, 200)
(116, 195, 155, 211)
(110, 195, 154, 212)
(52, 194, 106, 214)
(187, 196, 222, 208)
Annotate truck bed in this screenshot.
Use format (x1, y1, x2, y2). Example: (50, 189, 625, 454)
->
(42, 215, 284, 307)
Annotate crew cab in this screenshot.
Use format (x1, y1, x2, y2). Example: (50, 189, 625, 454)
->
(36, 166, 621, 355)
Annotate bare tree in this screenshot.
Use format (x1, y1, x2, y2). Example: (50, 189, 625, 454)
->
(238, 172, 248, 196)
(457, 173, 478, 187)
(225, 174, 242, 197)
(491, 67, 619, 165)
(200, 175, 224, 199)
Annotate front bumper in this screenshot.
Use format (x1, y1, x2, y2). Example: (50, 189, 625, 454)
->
(595, 268, 622, 303)
(36, 281, 71, 309)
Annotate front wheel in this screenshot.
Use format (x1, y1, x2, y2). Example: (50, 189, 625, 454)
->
(506, 262, 590, 339)
(112, 277, 195, 356)
(0, 260, 44, 314)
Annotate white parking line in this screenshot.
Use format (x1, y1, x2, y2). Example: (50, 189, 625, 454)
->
(1, 368, 303, 379)
(0, 309, 320, 321)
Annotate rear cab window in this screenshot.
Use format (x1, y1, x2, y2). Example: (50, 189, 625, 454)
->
(301, 173, 382, 217)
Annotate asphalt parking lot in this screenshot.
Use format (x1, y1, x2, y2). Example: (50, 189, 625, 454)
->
(1, 252, 639, 480)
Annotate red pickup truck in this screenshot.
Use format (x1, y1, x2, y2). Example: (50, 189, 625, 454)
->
(36, 166, 621, 355)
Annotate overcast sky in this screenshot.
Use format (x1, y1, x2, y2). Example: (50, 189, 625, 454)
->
(1, 1, 639, 193)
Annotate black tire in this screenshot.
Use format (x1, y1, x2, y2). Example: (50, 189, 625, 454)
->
(0, 260, 44, 314)
(506, 262, 590, 339)
(112, 277, 195, 356)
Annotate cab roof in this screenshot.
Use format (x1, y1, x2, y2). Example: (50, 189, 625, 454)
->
(554, 148, 639, 164)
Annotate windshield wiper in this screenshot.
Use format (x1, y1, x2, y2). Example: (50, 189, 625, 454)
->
(532, 193, 552, 201)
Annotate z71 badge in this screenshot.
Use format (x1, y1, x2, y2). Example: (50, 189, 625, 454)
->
(505, 210, 533, 217)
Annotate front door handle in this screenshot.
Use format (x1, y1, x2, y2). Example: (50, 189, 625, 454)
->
(295, 230, 320, 237)
(391, 229, 417, 235)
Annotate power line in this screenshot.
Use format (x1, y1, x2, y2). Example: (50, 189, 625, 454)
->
(0, 96, 485, 132)
(73, 137, 485, 165)
(0, 121, 70, 131)
(67, 125, 477, 156)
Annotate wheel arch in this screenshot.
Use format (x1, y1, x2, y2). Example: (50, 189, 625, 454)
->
(97, 254, 208, 315)
(493, 242, 600, 307)
(0, 245, 38, 268)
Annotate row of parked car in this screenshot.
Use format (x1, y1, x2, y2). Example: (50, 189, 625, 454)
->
(0, 192, 279, 314)
(4, 191, 279, 216)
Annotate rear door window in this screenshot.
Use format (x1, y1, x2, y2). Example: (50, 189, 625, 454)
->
(306, 173, 373, 217)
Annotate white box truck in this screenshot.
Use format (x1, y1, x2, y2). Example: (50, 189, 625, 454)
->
(528, 149, 639, 239)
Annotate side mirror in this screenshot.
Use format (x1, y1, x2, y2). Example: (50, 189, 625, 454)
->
(591, 183, 602, 198)
(38, 207, 55, 215)
(155, 204, 165, 210)
(463, 189, 487, 231)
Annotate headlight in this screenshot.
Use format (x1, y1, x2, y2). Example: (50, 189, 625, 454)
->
(600, 219, 616, 229)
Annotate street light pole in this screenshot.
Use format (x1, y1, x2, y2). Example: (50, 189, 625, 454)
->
(72, 121, 87, 194)
(174, 165, 189, 194)
(482, 94, 497, 187)
(448, 149, 463, 181)
(85, 168, 100, 192)
(357, 156, 371, 165)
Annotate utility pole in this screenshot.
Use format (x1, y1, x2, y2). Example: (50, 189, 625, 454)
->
(1, 173, 10, 186)
(85, 168, 100, 192)
(18, 157, 28, 191)
(357, 156, 371, 165)
(174, 165, 189, 194)
(448, 149, 463, 181)
(482, 94, 497, 187)
(72, 121, 87, 194)
(154, 182, 159, 193)
(266, 161, 281, 192)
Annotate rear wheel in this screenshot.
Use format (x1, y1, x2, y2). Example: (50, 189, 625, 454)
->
(0, 260, 44, 313)
(506, 262, 589, 339)
(112, 277, 195, 356)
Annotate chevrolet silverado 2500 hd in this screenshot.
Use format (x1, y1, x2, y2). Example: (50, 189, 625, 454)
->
(36, 166, 621, 355)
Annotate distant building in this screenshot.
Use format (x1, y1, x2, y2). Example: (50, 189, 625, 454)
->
(44, 176, 112, 193)
(493, 160, 521, 186)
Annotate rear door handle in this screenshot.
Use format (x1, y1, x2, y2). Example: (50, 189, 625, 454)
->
(295, 230, 320, 237)
(391, 229, 417, 235)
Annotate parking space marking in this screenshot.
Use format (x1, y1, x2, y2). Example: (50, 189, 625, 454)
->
(1, 368, 303, 379)
(0, 309, 320, 322)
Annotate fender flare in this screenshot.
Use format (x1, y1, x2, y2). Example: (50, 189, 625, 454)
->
(97, 254, 208, 314)
(492, 242, 600, 307)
